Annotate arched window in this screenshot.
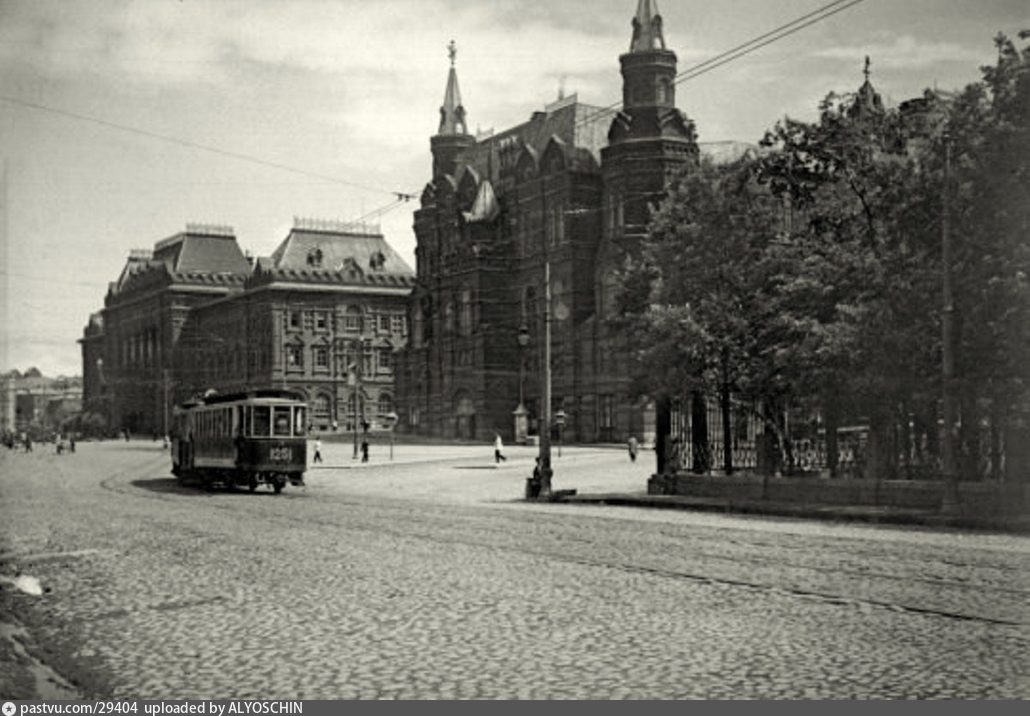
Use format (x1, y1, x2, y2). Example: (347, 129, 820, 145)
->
(344, 305, 362, 332)
(312, 394, 331, 422)
(444, 299, 455, 334)
(378, 393, 393, 415)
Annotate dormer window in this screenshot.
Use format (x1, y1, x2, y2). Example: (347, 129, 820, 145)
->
(369, 251, 386, 271)
(306, 248, 323, 267)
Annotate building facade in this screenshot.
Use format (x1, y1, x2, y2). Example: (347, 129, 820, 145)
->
(395, 0, 703, 443)
(82, 220, 413, 436)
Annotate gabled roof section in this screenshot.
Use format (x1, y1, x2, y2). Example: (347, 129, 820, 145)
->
(454, 95, 616, 184)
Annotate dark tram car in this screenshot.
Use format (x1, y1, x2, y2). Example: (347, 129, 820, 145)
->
(171, 389, 307, 493)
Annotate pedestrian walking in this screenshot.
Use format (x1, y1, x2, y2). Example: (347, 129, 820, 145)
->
(361, 439, 369, 463)
(23, 435, 32, 452)
(494, 433, 506, 463)
(312, 438, 323, 464)
(627, 435, 639, 462)
(69, 435, 76, 453)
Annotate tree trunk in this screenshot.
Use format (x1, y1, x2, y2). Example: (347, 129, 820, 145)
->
(721, 377, 733, 476)
(655, 395, 671, 475)
(825, 394, 839, 478)
(691, 391, 709, 474)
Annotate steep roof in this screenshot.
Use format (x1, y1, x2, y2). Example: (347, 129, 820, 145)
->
(152, 227, 250, 274)
(263, 223, 414, 284)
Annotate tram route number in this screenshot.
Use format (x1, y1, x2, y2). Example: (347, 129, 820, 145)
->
(269, 446, 292, 462)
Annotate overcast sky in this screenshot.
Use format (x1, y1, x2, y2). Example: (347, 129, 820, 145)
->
(0, 0, 1025, 376)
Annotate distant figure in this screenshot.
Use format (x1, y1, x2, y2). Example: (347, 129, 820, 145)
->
(627, 435, 639, 462)
(123, 428, 131, 442)
(56, 438, 64, 455)
(361, 439, 369, 463)
(312, 438, 323, 464)
(69, 435, 76, 453)
(494, 433, 506, 463)
(23, 435, 32, 452)
(331, 419, 339, 432)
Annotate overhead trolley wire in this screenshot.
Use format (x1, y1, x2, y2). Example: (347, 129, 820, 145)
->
(0, 94, 403, 198)
(574, 0, 867, 129)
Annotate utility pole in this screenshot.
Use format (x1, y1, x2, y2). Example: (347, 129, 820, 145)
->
(940, 128, 961, 514)
(538, 260, 553, 494)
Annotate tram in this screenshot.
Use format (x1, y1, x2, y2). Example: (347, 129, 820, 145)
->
(171, 389, 307, 493)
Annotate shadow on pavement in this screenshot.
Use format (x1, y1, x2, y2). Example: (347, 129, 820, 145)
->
(129, 477, 297, 498)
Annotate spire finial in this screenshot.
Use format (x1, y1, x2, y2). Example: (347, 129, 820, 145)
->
(438, 40, 468, 136)
(863, 55, 871, 82)
(630, 0, 666, 52)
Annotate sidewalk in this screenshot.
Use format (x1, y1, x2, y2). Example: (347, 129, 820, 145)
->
(555, 491, 1030, 533)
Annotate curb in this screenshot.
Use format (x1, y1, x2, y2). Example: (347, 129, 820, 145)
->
(554, 493, 1030, 534)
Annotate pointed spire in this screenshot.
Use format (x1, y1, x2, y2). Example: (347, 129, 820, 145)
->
(851, 55, 884, 118)
(629, 0, 666, 52)
(438, 40, 469, 136)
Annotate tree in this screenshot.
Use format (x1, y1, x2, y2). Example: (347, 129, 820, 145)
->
(616, 158, 783, 473)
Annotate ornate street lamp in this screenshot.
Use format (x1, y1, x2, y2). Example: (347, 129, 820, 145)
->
(513, 324, 530, 444)
(554, 408, 566, 458)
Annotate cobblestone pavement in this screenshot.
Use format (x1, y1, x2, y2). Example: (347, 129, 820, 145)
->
(1, 440, 1027, 699)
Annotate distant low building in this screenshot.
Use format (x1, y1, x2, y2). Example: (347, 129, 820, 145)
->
(0, 368, 82, 434)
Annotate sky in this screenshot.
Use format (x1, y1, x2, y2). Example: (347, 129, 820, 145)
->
(0, 0, 1026, 377)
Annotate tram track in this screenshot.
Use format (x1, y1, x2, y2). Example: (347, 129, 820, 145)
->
(95, 464, 1030, 629)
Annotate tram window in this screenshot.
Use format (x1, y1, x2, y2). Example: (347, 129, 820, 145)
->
(244, 407, 251, 436)
(294, 407, 306, 436)
(253, 406, 271, 437)
(273, 407, 291, 436)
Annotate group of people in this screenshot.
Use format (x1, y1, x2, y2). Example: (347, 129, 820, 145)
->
(310, 436, 370, 464)
(2, 430, 75, 454)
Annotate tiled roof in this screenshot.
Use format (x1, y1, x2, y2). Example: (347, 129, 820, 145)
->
(153, 232, 251, 274)
(268, 228, 414, 278)
(458, 97, 616, 183)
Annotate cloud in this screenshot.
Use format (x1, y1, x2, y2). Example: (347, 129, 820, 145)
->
(811, 34, 989, 69)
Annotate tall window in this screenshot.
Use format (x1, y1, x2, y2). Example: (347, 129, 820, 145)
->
(460, 289, 472, 335)
(289, 311, 302, 330)
(286, 344, 304, 369)
(378, 393, 393, 415)
(378, 347, 392, 371)
(600, 395, 614, 429)
(313, 346, 329, 370)
(344, 306, 362, 332)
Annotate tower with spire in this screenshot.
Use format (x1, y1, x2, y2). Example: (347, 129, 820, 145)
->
(398, 2, 706, 446)
(430, 40, 476, 179)
(602, 0, 698, 246)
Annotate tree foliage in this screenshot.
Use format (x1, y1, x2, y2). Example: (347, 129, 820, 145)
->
(620, 33, 1030, 478)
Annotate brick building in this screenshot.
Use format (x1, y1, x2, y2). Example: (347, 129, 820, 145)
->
(82, 220, 413, 435)
(395, 0, 715, 443)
